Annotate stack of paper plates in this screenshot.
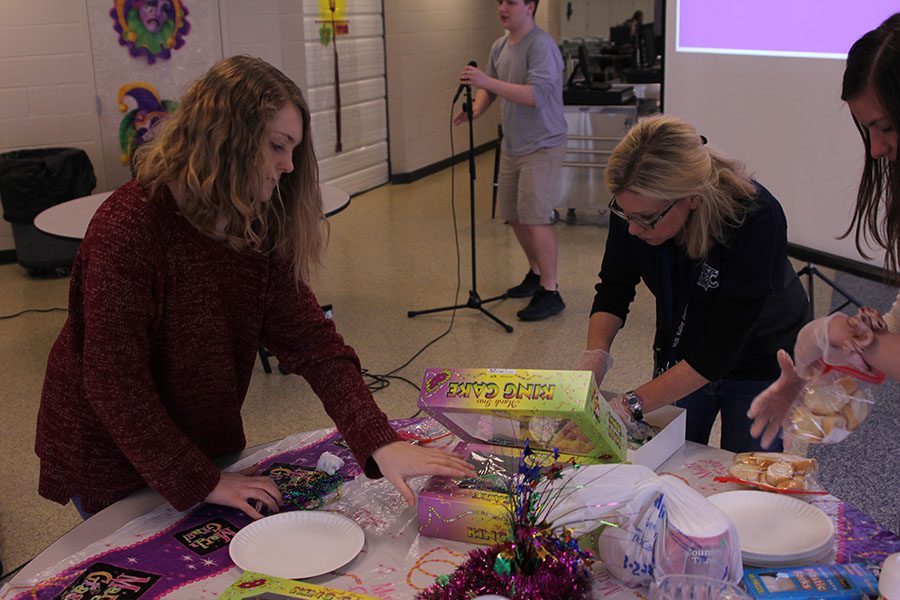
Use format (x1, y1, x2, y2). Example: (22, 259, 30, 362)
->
(708, 491, 834, 568)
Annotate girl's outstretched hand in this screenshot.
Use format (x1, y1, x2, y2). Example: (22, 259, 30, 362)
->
(372, 441, 476, 506)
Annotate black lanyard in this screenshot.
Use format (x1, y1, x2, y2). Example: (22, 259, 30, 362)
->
(658, 244, 704, 367)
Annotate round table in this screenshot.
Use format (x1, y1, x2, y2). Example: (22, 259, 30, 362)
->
(32, 185, 351, 240)
(32, 191, 111, 240)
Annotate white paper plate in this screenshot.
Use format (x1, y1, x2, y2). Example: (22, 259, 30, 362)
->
(229, 511, 364, 579)
(742, 543, 834, 568)
(708, 491, 833, 561)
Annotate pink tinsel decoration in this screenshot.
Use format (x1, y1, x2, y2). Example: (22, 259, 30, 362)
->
(416, 543, 592, 600)
(418, 440, 593, 599)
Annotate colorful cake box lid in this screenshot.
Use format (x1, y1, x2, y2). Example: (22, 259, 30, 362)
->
(218, 570, 379, 599)
(418, 367, 627, 462)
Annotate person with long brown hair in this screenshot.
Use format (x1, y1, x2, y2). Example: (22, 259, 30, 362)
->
(578, 114, 809, 452)
(749, 13, 900, 448)
(35, 56, 473, 520)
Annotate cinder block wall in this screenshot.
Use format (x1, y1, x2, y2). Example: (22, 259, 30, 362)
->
(0, 0, 104, 252)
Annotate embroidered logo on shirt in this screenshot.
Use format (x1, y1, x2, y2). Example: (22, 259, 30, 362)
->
(697, 264, 720, 291)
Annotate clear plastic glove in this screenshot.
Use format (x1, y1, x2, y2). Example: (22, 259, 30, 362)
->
(748, 350, 805, 449)
(794, 309, 885, 377)
(608, 395, 655, 442)
(576, 349, 614, 386)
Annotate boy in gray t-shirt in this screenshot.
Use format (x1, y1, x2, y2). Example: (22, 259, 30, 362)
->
(454, 0, 567, 321)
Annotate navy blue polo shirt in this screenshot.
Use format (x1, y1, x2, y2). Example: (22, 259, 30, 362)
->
(591, 182, 809, 381)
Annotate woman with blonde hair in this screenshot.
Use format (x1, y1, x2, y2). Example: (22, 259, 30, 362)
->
(576, 114, 809, 452)
(36, 56, 473, 520)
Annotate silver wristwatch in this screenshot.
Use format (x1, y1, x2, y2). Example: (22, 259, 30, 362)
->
(623, 390, 644, 421)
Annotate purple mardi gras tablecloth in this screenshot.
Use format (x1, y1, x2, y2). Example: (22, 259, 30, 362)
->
(1, 419, 897, 600)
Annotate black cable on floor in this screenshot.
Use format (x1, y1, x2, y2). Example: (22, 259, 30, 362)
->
(0, 307, 67, 320)
(0, 561, 25, 584)
(364, 103, 464, 417)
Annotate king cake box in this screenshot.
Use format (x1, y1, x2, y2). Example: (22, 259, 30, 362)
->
(418, 368, 628, 462)
(218, 570, 378, 599)
(417, 441, 605, 545)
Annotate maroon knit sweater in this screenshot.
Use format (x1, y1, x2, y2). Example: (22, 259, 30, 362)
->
(35, 180, 401, 513)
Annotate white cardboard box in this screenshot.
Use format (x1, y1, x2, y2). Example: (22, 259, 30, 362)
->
(601, 390, 687, 471)
(627, 405, 687, 471)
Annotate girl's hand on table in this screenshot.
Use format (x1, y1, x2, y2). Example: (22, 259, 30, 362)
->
(204, 471, 282, 520)
(372, 441, 476, 506)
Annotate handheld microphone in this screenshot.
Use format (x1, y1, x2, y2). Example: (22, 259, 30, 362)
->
(452, 60, 478, 104)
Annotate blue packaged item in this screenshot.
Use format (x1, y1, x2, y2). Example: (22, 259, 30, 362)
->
(742, 563, 879, 598)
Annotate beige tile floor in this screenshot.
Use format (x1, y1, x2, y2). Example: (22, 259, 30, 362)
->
(0, 152, 831, 575)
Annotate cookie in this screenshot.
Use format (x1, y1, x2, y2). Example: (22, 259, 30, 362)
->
(776, 477, 807, 491)
(759, 453, 816, 475)
(734, 452, 758, 466)
(765, 461, 794, 486)
(729, 463, 762, 483)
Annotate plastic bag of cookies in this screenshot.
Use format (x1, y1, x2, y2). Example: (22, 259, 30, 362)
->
(717, 451, 825, 495)
(785, 364, 884, 444)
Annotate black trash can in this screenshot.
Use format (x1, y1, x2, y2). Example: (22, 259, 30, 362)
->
(0, 147, 96, 277)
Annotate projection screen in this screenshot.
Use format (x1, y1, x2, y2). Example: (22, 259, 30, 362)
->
(664, 1, 897, 271)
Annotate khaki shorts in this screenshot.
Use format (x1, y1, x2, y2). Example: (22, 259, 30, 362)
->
(497, 143, 565, 225)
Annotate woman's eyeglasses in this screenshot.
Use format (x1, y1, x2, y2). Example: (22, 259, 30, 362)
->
(607, 196, 683, 230)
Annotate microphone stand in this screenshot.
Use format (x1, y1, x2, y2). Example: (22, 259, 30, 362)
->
(408, 83, 513, 333)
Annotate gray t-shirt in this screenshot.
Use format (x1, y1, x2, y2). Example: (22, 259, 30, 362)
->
(486, 26, 567, 156)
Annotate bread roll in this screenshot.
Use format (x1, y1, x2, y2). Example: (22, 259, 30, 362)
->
(820, 414, 847, 436)
(788, 457, 817, 475)
(790, 406, 825, 441)
(835, 376, 859, 395)
(804, 388, 849, 415)
(840, 399, 871, 431)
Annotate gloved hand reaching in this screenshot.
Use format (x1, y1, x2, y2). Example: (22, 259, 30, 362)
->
(749, 307, 886, 449)
(576, 349, 614, 386)
(793, 308, 886, 377)
(608, 394, 655, 442)
(748, 350, 806, 449)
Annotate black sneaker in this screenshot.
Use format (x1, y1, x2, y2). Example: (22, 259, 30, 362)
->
(517, 287, 565, 321)
(506, 270, 541, 298)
